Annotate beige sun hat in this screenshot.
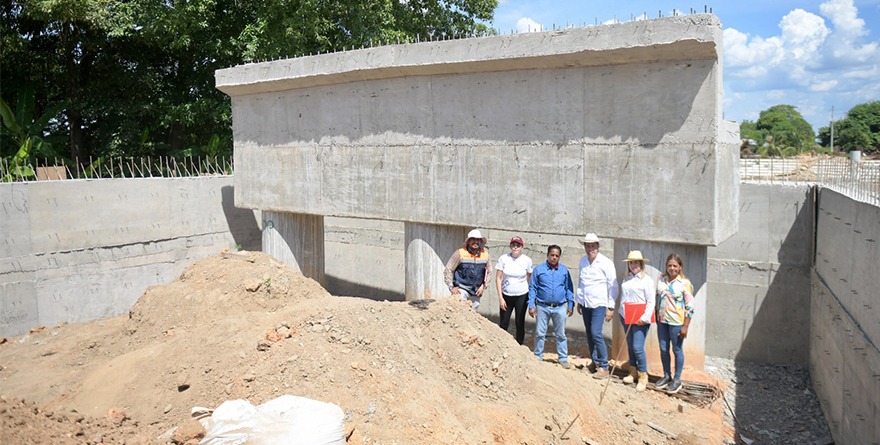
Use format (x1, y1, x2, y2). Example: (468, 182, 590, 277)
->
(622, 250, 649, 262)
(579, 233, 604, 246)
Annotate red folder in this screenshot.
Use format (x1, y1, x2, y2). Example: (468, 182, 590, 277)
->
(623, 302, 656, 324)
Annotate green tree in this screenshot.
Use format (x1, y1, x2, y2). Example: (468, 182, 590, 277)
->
(835, 119, 873, 152)
(1, 0, 499, 162)
(817, 101, 880, 153)
(755, 104, 815, 153)
(817, 125, 831, 148)
(740, 119, 767, 142)
(845, 101, 880, 152)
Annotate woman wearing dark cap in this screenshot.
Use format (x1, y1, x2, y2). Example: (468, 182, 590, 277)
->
(495, 236, 533, 344)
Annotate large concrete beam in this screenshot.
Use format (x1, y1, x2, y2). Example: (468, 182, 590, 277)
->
(218, 14, 738, 246)
(217, 15, 721, 96)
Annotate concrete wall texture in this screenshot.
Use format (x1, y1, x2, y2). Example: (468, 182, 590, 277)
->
(0, 178, 261, 336)
(2, 177, 876, 444)
(323, 184, 817, 371)
(707, 183, 814, 364)
(218, 14, 739, 246)
(811, 188, 880, 444)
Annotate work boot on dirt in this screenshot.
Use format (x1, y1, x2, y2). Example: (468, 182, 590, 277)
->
(636, 372, 648, 392)
(622, 366, 638, 384)
(655, 375, 672, 389)
(560, 361, 571, 370)
(592, 368, 610, 379)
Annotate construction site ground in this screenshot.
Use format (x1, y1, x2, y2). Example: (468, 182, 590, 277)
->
(1, 251, 763, 444)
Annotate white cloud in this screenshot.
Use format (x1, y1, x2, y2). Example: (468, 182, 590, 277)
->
(820, 0, 867, 37)
(723, 29, 783, 68)
(842, 65, 880, 79)
(516, 17, 542, 33)
(778, 9, 828, 66)
(809, 80, 838, 91)
(798, 103, 823, 124)
(723, 0, 879, 91)
(722, 0, 880, 130)
(820, 0, 879, 62)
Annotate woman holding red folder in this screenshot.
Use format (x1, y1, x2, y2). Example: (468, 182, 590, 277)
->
(618, 251, 656, 392)
(655, 253, 695, 394)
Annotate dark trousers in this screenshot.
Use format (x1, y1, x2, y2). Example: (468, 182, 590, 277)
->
(499, 292, 529, 344)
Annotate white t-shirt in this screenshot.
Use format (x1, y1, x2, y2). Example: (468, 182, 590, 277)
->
(496, 253, 534, 296)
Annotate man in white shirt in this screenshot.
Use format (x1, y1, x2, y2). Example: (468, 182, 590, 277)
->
(574, 233, 618, 378)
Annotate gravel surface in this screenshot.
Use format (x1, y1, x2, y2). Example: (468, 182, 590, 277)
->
(705, 356, 834, 445)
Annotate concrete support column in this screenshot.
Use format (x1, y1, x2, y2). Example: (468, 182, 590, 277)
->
(262, 211, 325, 286)
(611, 240, 707, 372)
(404, 223, 468, 301)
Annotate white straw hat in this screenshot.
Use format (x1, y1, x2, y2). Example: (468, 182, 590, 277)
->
(579, 233, 604, 246)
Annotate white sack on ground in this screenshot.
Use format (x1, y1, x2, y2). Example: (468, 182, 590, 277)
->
(200, 395, 345, 445)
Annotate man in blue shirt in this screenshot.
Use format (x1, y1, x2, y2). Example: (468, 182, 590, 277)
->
(528, 245, 575, 369)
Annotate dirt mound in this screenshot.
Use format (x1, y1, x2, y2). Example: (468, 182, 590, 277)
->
(0, 251, 727, 444)
(126, 251, 329, 342)
(0, 397, 156, 444)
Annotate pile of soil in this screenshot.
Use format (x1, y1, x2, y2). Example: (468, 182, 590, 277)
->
(1, 251, 729, 444)
(0, 396, 155, 445)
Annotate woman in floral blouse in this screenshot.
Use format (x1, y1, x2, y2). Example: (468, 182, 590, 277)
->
(655, 253, 694, 394)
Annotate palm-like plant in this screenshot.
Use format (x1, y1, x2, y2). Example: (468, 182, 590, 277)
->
(0, 87, 68, 181)
(757, 135, 797, 158)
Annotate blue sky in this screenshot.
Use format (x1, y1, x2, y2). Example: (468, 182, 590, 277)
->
(490, 0, 880, 133)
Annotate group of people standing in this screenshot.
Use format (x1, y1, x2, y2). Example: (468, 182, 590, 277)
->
(444, 229, 695, 394)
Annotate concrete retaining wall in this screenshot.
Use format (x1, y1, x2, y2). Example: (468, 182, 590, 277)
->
(706, 183, 814, 364)
(0, 178, 261, 336)
(0, 178, 832, 371)
(810, 188, 880, 444)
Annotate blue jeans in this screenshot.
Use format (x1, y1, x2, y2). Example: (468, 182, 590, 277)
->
(621, 317, 650, 373)
(581, 305, 609, 370)
(534, 304, 568, 362)
(658, 322, 685, 380)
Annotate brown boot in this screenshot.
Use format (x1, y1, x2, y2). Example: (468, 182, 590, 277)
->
(636, 372, 648, 392)
(623, 366, 638, 384)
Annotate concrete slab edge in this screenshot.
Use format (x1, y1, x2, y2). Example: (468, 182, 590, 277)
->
(217, 15, 721, 96)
